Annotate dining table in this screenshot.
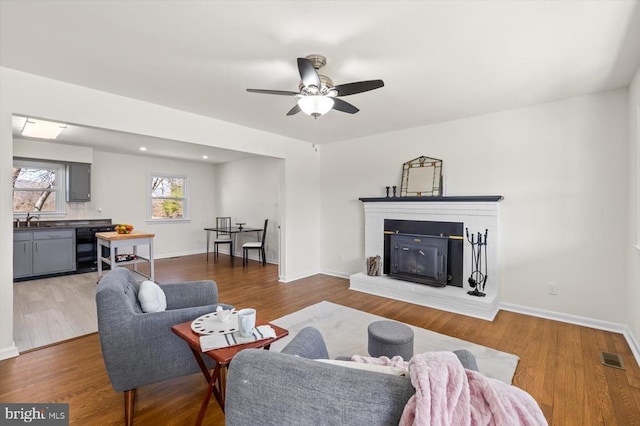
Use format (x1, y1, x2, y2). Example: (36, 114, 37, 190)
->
(204, 225, 263, 262)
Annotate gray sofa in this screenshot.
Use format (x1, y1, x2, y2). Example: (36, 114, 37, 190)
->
(96, 268, 230, 425)
(225, 327, 478, 426)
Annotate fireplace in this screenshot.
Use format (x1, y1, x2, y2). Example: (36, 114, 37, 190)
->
(350, 196, 503, 321)
(384, 219, 463, 287)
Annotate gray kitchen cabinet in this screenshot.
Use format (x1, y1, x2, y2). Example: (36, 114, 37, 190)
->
(13, 231, 32, 279)
(66, 162, 91, 202)
(32, 230, 75, 275)
(13, 229, 75, 279)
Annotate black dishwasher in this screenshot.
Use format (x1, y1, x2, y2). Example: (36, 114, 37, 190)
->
(76, 225, 114, 272)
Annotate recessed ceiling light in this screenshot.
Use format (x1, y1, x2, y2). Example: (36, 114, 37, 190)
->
(202, 155, 208, 159)
(140, 147, 147, 151)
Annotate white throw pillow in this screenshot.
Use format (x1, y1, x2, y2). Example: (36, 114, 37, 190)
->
(138, 280, 167, 313)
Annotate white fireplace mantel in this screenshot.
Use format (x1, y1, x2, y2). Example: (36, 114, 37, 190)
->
(349, 196, 503, 321)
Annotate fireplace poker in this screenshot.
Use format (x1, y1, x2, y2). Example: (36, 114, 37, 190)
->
(466, 228, 488, 297)
(482, 229, 488, 292)
(466, 229, 476, 288)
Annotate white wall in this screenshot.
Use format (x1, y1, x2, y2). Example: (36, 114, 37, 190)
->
(628, 67, 640, 353)
(0, 84, 13, 360)
(14, 137, 93, 164)
(91, 150, 218, 257)
(0, 67, 321, 359)
(320, 89, 630, 326)
(214, 156, 281, 263)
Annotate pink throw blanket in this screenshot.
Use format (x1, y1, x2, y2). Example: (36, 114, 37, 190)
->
(352, 352, 547, 426)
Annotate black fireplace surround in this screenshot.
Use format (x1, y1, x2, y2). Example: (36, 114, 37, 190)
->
(384, 219, 464, 288)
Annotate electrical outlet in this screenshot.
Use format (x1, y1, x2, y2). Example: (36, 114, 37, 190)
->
(548, 282, 558, 295)
(339, 253, 345, 261)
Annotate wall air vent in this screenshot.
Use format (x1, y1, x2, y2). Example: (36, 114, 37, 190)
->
(600, 352, 625, 370)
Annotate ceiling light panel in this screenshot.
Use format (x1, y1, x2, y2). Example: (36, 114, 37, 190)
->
(21, 118, 67, 139)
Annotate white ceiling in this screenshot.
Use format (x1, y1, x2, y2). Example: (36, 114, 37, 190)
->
(1, 1, 639, 157)
(10, 116, 255, 164)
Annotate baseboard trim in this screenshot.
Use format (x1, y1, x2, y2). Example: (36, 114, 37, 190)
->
(282, 268, 356, 283)
(623, 326, 640, 366)
(155, 249, 204, 259)
(162, 249, 277, 267)
(279, 269, 321, 283)
(501, 302, 640, 368)
(500, 302, 627, 333)
(0, 342, 20, 361)
(320, 270, 350, 279)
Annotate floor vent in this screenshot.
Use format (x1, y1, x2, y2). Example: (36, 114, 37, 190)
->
(600, 351, 625, 370)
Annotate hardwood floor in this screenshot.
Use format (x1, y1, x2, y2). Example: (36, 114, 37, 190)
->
(1, 253, 639, 425)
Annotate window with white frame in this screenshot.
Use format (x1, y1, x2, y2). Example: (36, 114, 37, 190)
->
(148, 173, 188, 221)
(12, 160, 65, 215)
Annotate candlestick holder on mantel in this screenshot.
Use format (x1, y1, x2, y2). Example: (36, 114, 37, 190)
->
(384, 186, 400, 198)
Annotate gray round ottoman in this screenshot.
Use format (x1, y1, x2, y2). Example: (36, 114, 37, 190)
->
(367, 320, 414, 359)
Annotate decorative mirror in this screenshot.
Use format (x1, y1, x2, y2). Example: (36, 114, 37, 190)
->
(400, 156, 443, 197)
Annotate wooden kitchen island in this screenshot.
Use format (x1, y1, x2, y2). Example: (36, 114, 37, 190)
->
(96, 231, 155, 281)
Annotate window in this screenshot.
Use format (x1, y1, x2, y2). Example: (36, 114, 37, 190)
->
(13, 160, 65, 215)
(148, 174, 188, 221)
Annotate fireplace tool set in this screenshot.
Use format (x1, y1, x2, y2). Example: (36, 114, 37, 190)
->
(466, 228, 488, 297)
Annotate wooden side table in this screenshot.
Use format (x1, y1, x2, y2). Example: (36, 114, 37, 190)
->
(96, 231, 155, 281)
(171, 320, 288, 425)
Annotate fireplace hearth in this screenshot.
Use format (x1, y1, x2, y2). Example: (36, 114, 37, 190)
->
(351, 196, 503, 321)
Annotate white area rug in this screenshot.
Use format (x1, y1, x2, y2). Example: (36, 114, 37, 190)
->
(271, 301, 519, 384)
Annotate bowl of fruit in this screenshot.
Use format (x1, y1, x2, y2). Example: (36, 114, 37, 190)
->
(115, 224, 134, 234)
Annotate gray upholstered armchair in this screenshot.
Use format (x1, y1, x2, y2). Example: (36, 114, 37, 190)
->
(96, 268, 230, 425)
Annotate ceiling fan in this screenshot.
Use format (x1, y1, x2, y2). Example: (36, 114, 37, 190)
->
(246, 54, 384, 118)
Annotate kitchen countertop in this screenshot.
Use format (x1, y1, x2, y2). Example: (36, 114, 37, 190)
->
(13, 218, 113, 231)
(95, 231, 155, 241)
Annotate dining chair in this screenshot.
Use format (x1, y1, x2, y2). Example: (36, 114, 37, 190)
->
(242, 219, 268, 267)
(214, 216, 233, 263)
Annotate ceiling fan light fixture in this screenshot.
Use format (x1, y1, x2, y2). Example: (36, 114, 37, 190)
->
(298, 95, 334, 118)
(246, 54, 383, 117)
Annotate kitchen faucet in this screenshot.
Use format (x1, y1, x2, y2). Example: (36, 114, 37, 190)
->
(26, 212, 40, 228)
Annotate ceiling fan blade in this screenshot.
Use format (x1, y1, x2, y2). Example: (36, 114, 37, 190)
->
(332, 98, 359, 114)
(297, 58, 321, 88)
(286, 104, 301, 116)
(246, 89, 299, 96)
(333, 80, 384, 97)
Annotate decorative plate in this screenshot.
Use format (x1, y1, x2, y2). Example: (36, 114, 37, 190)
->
(191, 311, 239, 335)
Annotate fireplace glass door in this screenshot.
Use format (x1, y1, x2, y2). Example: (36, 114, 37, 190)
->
(390, 233, 448, 287)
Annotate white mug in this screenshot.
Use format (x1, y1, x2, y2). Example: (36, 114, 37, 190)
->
(237, 308, 256, 337)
